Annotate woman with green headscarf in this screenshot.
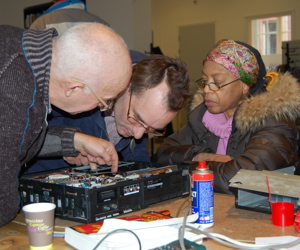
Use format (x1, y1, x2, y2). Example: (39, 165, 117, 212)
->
(152, 39, 300, 194)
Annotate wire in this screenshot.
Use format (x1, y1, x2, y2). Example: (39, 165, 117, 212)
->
(178, 205, 191, 250)
(176, 172, 193, 249)
(177, 204, 300, 249)
(175, 172, 193, 218)
(181, 224, 300, 249)
(175, 196, 191, 218)
(92, 228, 142, 250)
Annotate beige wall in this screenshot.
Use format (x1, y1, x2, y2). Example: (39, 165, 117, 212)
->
(0, 0, 45, 27)
(86, 0, 151, 53)
(1, 0, 299, 58)
(152, 0, 300, 58)
(0, 0, 152, 53)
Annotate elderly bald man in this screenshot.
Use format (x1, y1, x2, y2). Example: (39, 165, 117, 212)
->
(0, 23, 131, 227)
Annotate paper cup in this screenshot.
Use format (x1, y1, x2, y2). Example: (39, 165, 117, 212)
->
(23, 203, 56, 250)
(270, 202, 294, 226)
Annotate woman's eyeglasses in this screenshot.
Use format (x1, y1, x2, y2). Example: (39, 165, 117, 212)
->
(196, 78, 240, 92)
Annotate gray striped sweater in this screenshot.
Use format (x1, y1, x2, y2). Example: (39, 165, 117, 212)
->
(0, 25, 80, 227)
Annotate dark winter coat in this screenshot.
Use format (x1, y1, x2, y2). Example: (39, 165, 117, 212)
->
(152, 72, 300, 194)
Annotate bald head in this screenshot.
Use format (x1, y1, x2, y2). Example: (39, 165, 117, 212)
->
(50, 23, 132, 113)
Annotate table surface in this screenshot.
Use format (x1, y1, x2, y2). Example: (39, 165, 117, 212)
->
(1, 193, 299, 249)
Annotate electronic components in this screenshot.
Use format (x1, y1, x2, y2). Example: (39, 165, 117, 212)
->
(19, 161, 191, 223)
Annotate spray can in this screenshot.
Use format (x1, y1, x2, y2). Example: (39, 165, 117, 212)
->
(191, 161, 214, 228)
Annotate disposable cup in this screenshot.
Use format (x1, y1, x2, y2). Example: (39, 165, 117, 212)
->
(23, 203, 56, 250)
(270, 202, 294, 226)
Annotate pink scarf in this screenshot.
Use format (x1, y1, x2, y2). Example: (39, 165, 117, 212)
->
(202, 111, 233, 155)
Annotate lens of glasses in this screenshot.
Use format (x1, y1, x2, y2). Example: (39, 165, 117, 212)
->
(208, 83, 219, 91)
(196, 79, 219, 91)
(148, 128, 165, 136)
(127, 116, 165, 136)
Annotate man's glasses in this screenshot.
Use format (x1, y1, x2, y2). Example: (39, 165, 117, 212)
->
(127, 92, 165, 136)
(196, 78, 240, 92)
(70, 78, 114, 111)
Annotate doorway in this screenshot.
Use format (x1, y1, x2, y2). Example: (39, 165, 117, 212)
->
(177, 22, 215, 130)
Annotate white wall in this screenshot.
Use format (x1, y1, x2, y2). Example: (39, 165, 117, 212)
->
(152, 0, 300, 59)
(0, 0, 152, 53)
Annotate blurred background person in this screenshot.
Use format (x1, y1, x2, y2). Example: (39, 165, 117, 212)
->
(30, 0, 109, 35)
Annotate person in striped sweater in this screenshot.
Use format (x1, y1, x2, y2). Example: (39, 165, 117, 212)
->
(0, 22, 131, 227)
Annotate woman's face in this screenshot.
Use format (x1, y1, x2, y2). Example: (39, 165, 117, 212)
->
(201, 61, 250, 119)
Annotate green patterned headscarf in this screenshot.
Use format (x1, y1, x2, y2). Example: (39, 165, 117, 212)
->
(204, 39, 266, 92)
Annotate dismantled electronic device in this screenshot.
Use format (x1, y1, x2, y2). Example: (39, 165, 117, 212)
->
(19, 161, 191, 223)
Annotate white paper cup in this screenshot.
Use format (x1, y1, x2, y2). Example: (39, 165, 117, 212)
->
(23, 203, 56, 250)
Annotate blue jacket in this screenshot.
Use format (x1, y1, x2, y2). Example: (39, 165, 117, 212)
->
(24, 107, 150, 174)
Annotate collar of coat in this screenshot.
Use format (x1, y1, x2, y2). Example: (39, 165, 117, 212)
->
(190, 72, 300, 134)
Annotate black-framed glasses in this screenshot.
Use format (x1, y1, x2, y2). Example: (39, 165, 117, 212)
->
(127, 92, 165, 136)
(70, 77, 114, 111)
(196, 78, 240, 92)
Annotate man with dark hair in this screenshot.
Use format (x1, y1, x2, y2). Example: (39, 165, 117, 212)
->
(24, 55, 191, 173)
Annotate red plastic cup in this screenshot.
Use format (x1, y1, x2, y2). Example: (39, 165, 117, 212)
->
(270, 202, 294, 226)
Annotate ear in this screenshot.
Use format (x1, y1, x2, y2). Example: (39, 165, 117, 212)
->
(242, 84, 250, 95)
(65, 80, 85, 97)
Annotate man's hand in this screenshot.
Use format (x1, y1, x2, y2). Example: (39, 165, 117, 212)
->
(193, 153, 232, 163)
(63, 155, 98, 170)
(72, 132, 119, 172)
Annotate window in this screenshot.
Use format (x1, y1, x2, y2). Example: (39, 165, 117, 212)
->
(251, 15, 291, 55)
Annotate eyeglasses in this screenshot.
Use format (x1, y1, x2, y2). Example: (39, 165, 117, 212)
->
(127, 92, 165, 136)
(196, 78, 240, 92)
(70, 77, 114, 111)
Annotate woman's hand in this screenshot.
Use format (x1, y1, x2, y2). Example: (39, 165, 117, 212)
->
(193, 153, 232, 163)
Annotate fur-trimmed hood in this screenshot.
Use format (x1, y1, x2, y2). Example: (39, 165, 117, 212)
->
(190, 72, 300, 134)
